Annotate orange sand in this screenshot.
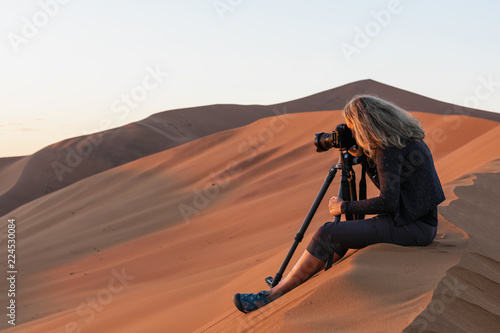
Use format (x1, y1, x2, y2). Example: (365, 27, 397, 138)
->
(1, 81, 499, 333)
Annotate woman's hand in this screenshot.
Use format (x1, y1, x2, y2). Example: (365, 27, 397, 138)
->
(328, 196, 344, 216)
(348, 145, 364, 157)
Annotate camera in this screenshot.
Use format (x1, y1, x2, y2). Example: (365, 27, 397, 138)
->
(314, 124, 357, 152)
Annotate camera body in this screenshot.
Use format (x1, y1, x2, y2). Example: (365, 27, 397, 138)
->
(314, 124, 357, 152)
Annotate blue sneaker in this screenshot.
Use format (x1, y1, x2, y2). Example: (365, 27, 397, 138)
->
(233, 291, 271, 313)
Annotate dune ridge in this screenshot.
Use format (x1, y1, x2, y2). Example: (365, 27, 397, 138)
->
(404, 170, 500, 332)
(0, 156, 28, 196)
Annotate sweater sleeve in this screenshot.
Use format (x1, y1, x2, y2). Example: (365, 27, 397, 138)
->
(341, 147, 402, 215)
(365, 157, 380, 189)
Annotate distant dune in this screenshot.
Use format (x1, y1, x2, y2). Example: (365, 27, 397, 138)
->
(1, 80, 500, 332)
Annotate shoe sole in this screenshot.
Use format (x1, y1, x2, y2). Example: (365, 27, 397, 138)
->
(233, 293, 246, 313)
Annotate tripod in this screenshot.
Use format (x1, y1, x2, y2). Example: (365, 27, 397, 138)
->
(265, 149, 368, 288)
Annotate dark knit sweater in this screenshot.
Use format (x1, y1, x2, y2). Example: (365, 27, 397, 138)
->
(341, 140, 445, 226)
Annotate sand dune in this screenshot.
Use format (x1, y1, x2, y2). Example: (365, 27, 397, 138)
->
(0, 156, 28, 196)
(2, 79, 499, 217)
(2, 97, 500, 333)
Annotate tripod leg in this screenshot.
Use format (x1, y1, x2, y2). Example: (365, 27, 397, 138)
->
(341, 172, 354, 221)
(267, 166, 337, 288)
(357, 162, 367, 220)
(327, 152, 357, 269)
(326, 253, 334, 270)
(325, 251, 344, 270)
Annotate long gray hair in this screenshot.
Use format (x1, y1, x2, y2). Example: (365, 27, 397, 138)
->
(343, 95, 425, 159)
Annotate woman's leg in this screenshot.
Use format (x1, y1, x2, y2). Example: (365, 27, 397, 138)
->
(264, 215, 395, 302)
(266, 250, 342, 301)
(234, 214, 436, 313)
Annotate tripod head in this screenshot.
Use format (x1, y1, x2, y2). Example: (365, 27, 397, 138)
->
(334, 149, 364, 170)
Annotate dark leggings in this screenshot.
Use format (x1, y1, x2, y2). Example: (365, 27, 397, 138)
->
(306, 211, 438, 262)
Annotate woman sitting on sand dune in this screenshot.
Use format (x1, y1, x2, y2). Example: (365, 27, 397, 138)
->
(233, 95, 445, 313)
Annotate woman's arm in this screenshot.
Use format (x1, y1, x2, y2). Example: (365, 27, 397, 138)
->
(348, 148, 379, 189)
(365, 157, 380, 189)
(340, 146, 403, 215)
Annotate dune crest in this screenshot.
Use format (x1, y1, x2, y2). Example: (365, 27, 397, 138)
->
(404, 171, 500, 332)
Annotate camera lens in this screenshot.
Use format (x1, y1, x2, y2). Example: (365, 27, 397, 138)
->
(314, 132, 335, 152)
(314, 124, 357, 152)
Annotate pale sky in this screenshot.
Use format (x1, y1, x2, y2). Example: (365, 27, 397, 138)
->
(1, 0, 499, 157)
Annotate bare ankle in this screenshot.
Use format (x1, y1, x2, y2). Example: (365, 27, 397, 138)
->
(266, 289, 284, 302)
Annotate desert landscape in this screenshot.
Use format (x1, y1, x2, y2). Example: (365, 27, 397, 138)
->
(1, 79, 499, 332)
